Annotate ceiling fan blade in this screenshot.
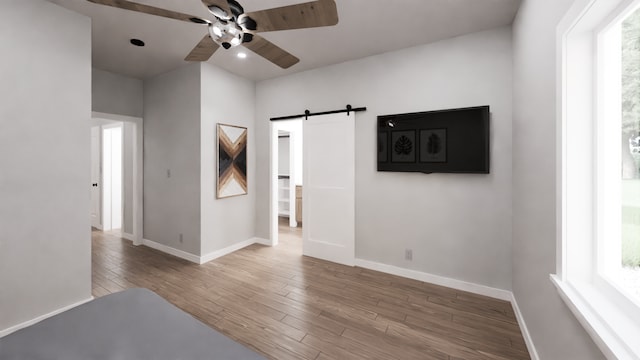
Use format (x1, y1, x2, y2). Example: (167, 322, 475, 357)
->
(185, 35, 219, 61)
(201, 0, 233, 19)
(87, 0, 206, 23)
(242, 34, 299, 69)
(244, 0, 338, 33)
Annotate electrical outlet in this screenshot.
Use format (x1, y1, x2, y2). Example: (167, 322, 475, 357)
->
(179, 233, 183, 243)
(405, 249, 413, 261)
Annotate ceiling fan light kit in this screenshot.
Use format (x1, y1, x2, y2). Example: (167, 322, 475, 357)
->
(208, 19, 244, 49)
(205, 0, 255, 49)
(87, 0, 339, 69)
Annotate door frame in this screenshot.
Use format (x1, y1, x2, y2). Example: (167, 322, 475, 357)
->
(90, 125, 103, 230)
(92, 111, 144, 246)
(270, 119, 304, 246)
(270, 121, 283, 247)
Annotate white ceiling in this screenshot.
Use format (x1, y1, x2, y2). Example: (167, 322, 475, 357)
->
(48, 0, 521, 81)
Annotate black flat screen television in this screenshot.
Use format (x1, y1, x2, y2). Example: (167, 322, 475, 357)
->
(377, 106, 490, 174)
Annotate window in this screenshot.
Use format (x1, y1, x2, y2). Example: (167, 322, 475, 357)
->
(596, 0, 640, 306)
(554, 0, 640, 358)
(617, 6, 640, 303)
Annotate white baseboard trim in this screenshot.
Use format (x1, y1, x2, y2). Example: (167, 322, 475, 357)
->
(510, 293, 540, 360)
(142, 238, 200, 264)
(354, 258, 512, 301)
(200, 238, 259, 264)
(253, 237, 271, 246)
(121, 232, 134, 241)
(141, 237, 268, 265)
(0, 296, 94, 338)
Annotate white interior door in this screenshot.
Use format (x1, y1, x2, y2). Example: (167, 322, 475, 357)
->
(90, 126, 101, 229)
(102, 125, 123, 231)
(303, 112, 355, 266)
(110, 127, 122, 230)
(102, 127, 112, 230)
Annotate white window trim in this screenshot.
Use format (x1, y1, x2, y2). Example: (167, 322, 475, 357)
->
(550, 276, 639, 359)
(555, 0, 640, 358)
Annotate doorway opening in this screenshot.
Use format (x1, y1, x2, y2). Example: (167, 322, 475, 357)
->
(90, 112, 144, 245)
(272, 120, 303, 249)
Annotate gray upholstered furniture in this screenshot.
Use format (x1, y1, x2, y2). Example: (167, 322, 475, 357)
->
(0, 288, 265, 360)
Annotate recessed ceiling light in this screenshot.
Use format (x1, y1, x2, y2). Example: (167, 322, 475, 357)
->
(237, 52, 247, 59)
(130, 39, 145, 47)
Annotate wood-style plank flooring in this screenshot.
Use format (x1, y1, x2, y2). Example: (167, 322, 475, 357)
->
(92, 221, 530, 360)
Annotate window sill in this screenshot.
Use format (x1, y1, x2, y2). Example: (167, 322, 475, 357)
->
(551, 274, 640, 359)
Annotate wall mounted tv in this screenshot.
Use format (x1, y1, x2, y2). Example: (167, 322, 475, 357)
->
(377, 106, 490, 174)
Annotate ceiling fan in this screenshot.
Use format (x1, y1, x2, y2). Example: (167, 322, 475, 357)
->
(87, 0, 339, 69)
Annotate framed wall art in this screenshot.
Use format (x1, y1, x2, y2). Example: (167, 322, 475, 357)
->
(391, 130, 416, 163)
(217, 123, 247, 199)
(419, 128, 447, 163)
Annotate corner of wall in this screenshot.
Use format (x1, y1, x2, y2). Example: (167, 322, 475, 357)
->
(142, 64, 202, 256)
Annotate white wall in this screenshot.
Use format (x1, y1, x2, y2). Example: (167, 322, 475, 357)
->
(256, 27, 513, 290)
(92, 69, 142, 235)
(512, 0, 604, 358)
(0, 0, 92, 330)
(92, 68, 143, 118)
(200, 63, 256, 255)
(142, 62, 256, 258)
(143, 64, 201, 255)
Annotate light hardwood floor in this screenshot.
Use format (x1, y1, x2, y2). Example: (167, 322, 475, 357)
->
(92, 222, 530, 360)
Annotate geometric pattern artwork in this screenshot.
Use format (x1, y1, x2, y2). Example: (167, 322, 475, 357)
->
(217, 124, 247, 198)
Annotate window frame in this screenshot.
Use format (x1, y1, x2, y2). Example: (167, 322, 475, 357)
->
(554, 0, 640, 358)
(595, 0, 640, 319)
